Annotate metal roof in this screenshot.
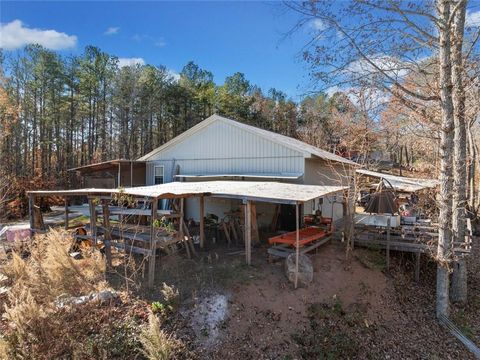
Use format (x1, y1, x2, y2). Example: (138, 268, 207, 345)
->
(68, 159, 146, 173)
(138, 114, 357, 165)
(28, 181, 347, 204)
(356, 169, 439, 192)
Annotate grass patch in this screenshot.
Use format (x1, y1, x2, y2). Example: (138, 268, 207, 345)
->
(355, 249, 386, 271)
(151, 251, 256, 300)
(452, 309, 475, 339)
(292, 299, 362, 359)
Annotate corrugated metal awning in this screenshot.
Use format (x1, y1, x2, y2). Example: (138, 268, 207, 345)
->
(67, 159, 146, 173)
(28, 181, 347, 204)
(356, 169, 439, 192)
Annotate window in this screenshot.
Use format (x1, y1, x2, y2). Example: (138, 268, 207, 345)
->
(154, 166, 164, 185)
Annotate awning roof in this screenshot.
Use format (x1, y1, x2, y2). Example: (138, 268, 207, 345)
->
(175, 173, 303, 180)
(356, 169, 439, 192)
(68, 159, 146, 173)
(28, 181, 347, 204)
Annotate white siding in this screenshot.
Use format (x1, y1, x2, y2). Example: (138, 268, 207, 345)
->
(145, 120, 305, 221)
(146, 120, 305, 181)
(303, 158, 354, 221)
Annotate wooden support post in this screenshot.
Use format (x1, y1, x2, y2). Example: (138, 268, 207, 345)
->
(148, 198, 158, 288)
(199, 195, 205, 249)
(386, 217, 391, 271)
(251, 203, 259, 244)
(229, 221, 238, 243)
(222, 221, 232, 245)
(181, 219, 196, 257)
(179, 198, 190, 259)
(102, 200, 112, 268)
(244, 200, 252, 265)
(64, 197, 69, 230)
(295, 202, 300, 289)
(28, 194, 35, 234)
(415, 252, 421, 282)
(88, 199, 97, 243)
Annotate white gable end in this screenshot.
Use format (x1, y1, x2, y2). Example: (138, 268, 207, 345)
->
(144, 117, 305, 184)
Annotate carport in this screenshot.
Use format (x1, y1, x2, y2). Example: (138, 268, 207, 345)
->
(28, 181, 347, 288)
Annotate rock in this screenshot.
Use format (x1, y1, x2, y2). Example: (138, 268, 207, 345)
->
(0, 226, 31, 242)
(55, 290, 118, 308)
(285, 253, 313, 286)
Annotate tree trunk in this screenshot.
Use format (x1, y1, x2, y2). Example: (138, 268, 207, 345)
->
(450, 1, 467, 304)
(436, 0, 455, 318)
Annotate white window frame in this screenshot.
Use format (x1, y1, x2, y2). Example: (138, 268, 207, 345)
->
(154, 165, 164, 185)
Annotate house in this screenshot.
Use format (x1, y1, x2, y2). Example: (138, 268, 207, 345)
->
(69, 114, 356, 229)
(137, 114, 356, 227)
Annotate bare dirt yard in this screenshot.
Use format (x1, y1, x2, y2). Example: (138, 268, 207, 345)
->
(159, 241, 475, 359)
(1, 231, 478, 359)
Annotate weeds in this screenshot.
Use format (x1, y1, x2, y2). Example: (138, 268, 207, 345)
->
(355, 249, 386, 271)
(452, 309, 475, 339)
(151, 283, 180, 319)
(140, 312, 180, 360)
(0, 229, 146, 359)
(293, 299, 361, 359)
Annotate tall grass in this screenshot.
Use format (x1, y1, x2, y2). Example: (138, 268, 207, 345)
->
(0, 229, 108, 359)
(140, 312, 180, 360)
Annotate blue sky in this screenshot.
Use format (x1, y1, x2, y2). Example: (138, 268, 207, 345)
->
(1, 1, 316, 99)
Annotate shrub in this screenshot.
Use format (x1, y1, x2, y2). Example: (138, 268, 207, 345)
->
(160, 283, 180, 311)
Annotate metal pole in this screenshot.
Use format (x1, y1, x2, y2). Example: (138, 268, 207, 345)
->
(118, 162, 121, 187)
(64, 197, 69, 230)
(295, 202, 300, 289)
(148, 198, 158, 288)
(130, 160, 133, 187)
(386, 217, 391, 270)
(245, 200, 252, 265)
(199, 196, 205, 249)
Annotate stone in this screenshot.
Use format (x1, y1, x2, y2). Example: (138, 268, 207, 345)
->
(285, 253, 313, 286)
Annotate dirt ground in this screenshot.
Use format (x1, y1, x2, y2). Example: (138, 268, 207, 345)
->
(2, 228, 477, 359)
(125, 239, 477, 360)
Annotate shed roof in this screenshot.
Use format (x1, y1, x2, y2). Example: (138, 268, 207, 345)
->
(28, 181, 347, 204)
(68, 159, 146, 173)
(138, 114, 356, 165)
(356, 169, 439, 192)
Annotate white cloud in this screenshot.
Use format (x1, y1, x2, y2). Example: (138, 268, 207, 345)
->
(104, 26, 119, 35)
(345, 55, 409, 80)
(155, 38, 166, 47)
(325, 85, 342, 97)
(117, 57, 145, 67)
(346, 87, 390, 112)
(133, 34, 167, 47)
(0, 19, 77, 50)
(309, 19, 326, 31)
(167, 69, 180, 82)
(466, 10, 480, 27)
(325, 85, 389, 114)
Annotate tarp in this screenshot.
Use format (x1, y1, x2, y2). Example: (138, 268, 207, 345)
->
(356, 169, 439, 192)
(28, 181, 348, 204)
(364, 187, 399, 214)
